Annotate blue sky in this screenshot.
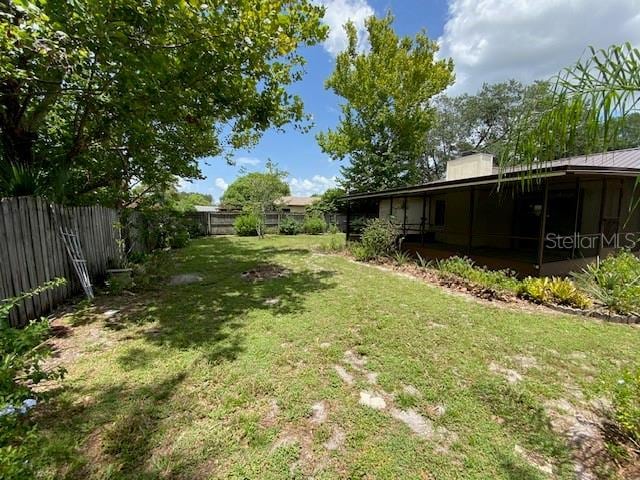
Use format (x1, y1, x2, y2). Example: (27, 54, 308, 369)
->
(180, 0, 640, 202)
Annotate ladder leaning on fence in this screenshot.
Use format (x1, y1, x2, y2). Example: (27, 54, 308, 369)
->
(60, 227, 94, 300)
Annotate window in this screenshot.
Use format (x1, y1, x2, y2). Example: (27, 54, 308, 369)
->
(434, 199, 445, 227)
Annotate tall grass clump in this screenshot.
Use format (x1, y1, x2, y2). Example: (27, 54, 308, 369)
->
(434, 256, 520, 293)
(572, 250, 640, 314)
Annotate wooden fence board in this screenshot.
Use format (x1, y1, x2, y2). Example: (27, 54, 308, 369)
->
(1, 197, 123, 327)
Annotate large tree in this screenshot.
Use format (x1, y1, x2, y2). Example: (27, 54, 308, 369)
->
(0, 0, 326, 205)
(316, 14, 454, 193)
(424, 80, 554, 179)
(220, 162, 290, 212)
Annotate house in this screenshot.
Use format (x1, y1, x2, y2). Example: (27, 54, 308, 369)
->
(193, 205, 219, 213)
(276, 196, 318, 214)
(343, 148, 640, 276)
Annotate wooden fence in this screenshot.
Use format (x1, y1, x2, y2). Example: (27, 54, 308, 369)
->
(0, 196, 120, 327)
(188, 212, 347, 235)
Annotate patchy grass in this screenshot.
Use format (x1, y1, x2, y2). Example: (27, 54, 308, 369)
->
(31, 234, 639, 479)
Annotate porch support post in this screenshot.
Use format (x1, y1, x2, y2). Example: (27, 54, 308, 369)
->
(467, 187, 475, 254)
(346, 200, 351, 241)
(402, 196, 408, 236)
(537, 181, 549, 273)
(597, 179, 607, 257)
(571, 177, 581, 259)
(421, 194, 427, 245)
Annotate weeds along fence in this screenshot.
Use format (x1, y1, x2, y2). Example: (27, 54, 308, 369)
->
(0, 196, 120, 327)
(188, 212, 347, 235)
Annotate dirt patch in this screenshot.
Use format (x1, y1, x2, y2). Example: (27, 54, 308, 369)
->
(390, 408, 434, 438)
(343, 350, 367, 371)
(168, 273, 203, 285)
(489, 362, 523, 384)
(261, 399, 280, 428)
(511, 355, 537, 370)
(359, 391, 387, 410)
(544, 399, 609, 480)
(402, 384, 422, 398)
(334, 365, 354, 385)
(241, 264, 290, 282)
(365, 372, 379, 385)
(514, 444, 554, 476)
(323, 426, 345, 451)
(310, 401, 327, 424)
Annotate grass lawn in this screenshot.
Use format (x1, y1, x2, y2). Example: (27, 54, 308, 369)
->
(33, 234, 639, 479)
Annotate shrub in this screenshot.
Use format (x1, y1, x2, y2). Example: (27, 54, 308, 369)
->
(612, 367, 640, 450)
(349, 243, 371, 262)
(519, 276, 591, 309)
(319, 235, 345, 253)
(327, 223, 340, 234)
(302, 216, 327, 235)
(434, 256, 520, 293)
(1, 279, 67, 479)
(279, 217, 301, 235)
(572, 250, 640, 314)
(140, 207, 191, 249)
(391, 250, 412, 266)
(519, 277, 552, 303)
(360, 218, 397, 260)
(234, 213, 262, 236)
(415, 252, 430, 268)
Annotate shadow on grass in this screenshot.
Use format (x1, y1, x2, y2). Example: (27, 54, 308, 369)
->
(472, 379, 574, 478)
(107, 236, 337, 366)
(35, 373, 188, 479)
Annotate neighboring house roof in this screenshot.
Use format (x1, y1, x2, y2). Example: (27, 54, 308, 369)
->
(193, 205, 219, 212)
(344, 147, 640, 200)
(277, 196, 319, 207)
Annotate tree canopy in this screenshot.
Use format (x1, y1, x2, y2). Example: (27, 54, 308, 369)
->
(316, 14, 454, 193)
(499, 43, 640, 170)
(306, 187, 345, 215)
(0, 0, 327, 205)
(220, 163, 290, 212)
(425, 80, 554, 179)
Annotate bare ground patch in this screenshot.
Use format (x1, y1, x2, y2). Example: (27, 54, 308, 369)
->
(240, 264, 291, 282)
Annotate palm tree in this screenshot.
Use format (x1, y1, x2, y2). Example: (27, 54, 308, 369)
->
(499, 43, 640, 170)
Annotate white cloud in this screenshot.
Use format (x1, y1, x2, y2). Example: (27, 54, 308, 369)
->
(234, 156, 260, 166)
(177, 177, 198, 193)
(288, 175, 337, 196)
(438, 0, 640, 93)
(214, 177, 228, 191)
(319, 0, 374, 57)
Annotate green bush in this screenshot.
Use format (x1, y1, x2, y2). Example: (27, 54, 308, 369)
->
(1, 279, 67, 480)
(279, 217, 301, 235)
(572, 250, 640, 314)
(434, 256, 520, 293)
(319, 235, 345, 253)
(234, 213, 262, 236)
(302, 216, 327, 235)
(518, 276, 591, 309)
(349, 242, 371, 261)
(327, 223, 340, 234)
(612, 367, 640, 449)
(360, 218, 398, 260)
(140, 207, 191, 249)
(391, 250, 412, 266)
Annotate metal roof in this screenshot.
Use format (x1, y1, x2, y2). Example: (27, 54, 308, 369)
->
(344, 147, 640, 200)
(277, 196, 318, 206)
(498, 147, 640, 174)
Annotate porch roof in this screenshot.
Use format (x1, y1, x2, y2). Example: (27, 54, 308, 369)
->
(343, 147, 640, 201)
